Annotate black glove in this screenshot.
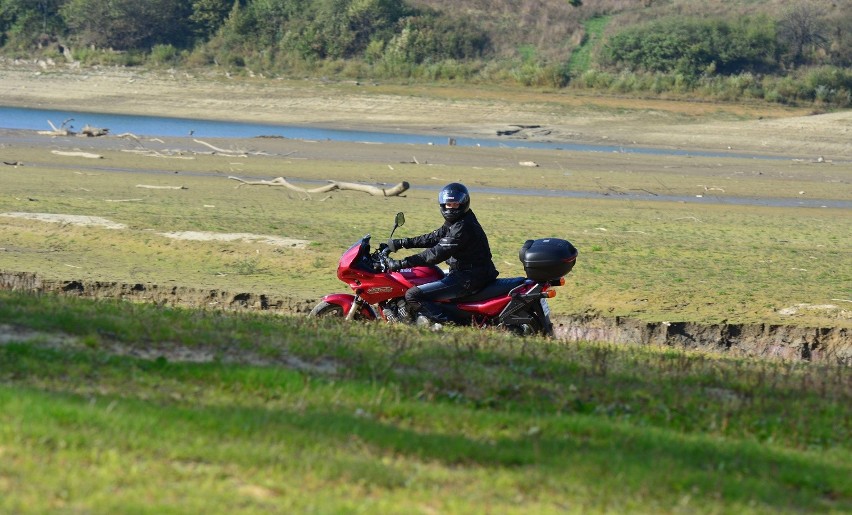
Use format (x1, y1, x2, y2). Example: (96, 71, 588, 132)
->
(387, 238, 406, 253)
(386, 258, 407, 272)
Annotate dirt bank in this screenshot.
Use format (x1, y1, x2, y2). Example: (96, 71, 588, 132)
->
(2, 272, 848, 364)
(2, 61, 850, 161)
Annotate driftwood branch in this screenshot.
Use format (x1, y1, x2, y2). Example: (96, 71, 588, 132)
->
(121, 149, 195, 160)
(38, 119, 108, 137)
(51, 150, 103, 159)
(228, 176, 409, 197)
(193, 138, 247, 157)
(38, 119, 75, 136)
(136, 184, 188, 190)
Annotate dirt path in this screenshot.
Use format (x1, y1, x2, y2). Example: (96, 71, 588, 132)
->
(2, 61, 850, 160)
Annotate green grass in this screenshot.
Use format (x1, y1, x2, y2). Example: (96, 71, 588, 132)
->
(567, 16, 610, 76)
(0, 144, 849, 327)
(0, 291, 849, 512)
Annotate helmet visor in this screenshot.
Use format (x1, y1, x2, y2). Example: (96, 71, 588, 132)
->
(441, 201, 461, 209)
(438, 189, 467, 205)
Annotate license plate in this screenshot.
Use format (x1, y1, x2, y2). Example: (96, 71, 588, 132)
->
(540, 298, 551, 318)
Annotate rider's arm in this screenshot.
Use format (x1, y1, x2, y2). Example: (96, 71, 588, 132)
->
(403, 225, 464, 267)
(398, 226, 445, 250)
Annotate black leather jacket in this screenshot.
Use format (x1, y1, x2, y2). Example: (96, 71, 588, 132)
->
(398, 210, 499, 285)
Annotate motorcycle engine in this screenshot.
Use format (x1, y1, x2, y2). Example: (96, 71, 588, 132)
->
(384, 299, 414, 324)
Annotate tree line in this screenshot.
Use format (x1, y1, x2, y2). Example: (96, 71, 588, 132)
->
(0, 0, 849, 106)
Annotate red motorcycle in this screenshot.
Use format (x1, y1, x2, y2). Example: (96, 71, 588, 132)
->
(309, 213, 577, 336)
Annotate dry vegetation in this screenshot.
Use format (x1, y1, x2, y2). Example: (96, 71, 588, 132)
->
(412, 0, 851, 60)
(411, 0, 584, 59)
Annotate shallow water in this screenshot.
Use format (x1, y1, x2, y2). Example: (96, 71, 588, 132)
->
(1, 105, 795, 160)
(3, 105, 849, 209)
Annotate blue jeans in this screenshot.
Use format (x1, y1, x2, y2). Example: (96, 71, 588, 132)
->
(404, 272, 479, 323)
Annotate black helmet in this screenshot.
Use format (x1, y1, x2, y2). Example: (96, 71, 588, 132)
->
(438, 182, 470, 223)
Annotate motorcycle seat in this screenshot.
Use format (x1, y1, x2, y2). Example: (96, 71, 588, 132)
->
(454, 277, 528, 303)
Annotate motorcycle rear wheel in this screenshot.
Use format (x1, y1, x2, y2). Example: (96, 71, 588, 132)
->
(504, 317, 551, 337)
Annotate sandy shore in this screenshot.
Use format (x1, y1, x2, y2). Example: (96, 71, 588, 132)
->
(2, 61, 850, 160)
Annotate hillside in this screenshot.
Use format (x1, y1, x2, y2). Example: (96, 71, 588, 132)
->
(0, 0, 849, 106)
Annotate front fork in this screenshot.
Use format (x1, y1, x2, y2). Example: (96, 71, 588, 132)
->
(346, 296, 365, 320)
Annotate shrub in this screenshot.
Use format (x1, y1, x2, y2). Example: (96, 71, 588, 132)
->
(804, 66, 852, 94)
(603, 16, 779, 79)
(149, 44, 180, 66)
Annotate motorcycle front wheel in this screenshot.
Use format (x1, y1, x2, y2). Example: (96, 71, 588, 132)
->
(309, 300, 372, 320)
(309, 301, 345, 318)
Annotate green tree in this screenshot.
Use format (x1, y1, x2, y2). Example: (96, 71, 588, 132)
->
(308, 0, 408, 58)
(60, 0, 192, 50)
(0, 0, 67, 50)
(377, 9, 488, 65)
(603, 17, 779, 78)
(191, 0, 235, 40)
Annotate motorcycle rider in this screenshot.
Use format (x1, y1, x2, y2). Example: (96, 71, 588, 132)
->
(384, 182, 499, 326)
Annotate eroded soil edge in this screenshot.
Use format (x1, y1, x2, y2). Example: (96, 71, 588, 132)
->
(2, 272, 848, 364)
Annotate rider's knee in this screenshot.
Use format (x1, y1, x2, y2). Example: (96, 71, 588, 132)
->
(405, 286, 423, 304)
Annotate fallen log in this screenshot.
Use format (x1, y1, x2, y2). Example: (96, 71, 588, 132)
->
(194, 139, 247, 157)
(136, 184, 188, 190)
(121, 149, 195, 160)
(51, 150, 103, 159)
(228, 176, 409, 197)
(37, 119, 76, 137)
(81, 124, 109, 137)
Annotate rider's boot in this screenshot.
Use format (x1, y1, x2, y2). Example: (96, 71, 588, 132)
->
(415, 314, 443, 332)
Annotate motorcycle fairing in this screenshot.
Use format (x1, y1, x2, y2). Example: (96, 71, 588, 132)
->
(395, 266, 445, 286)
(337, 238, 376, 282)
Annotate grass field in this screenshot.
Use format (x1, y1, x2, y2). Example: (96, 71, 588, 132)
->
(1, 80, 851, 512)
(0, 139, 849, 328)
(1, 292, 849, 513)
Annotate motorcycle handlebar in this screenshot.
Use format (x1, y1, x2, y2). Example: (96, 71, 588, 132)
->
(373, 246, 392, 272)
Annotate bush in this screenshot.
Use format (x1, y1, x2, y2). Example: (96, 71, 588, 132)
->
(603, 16, 779, 79)
(804, 66, 852, 94)
(576, 69, 614, 89)
(149, 44, 180, 66)
(540, 62, 572, 88)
